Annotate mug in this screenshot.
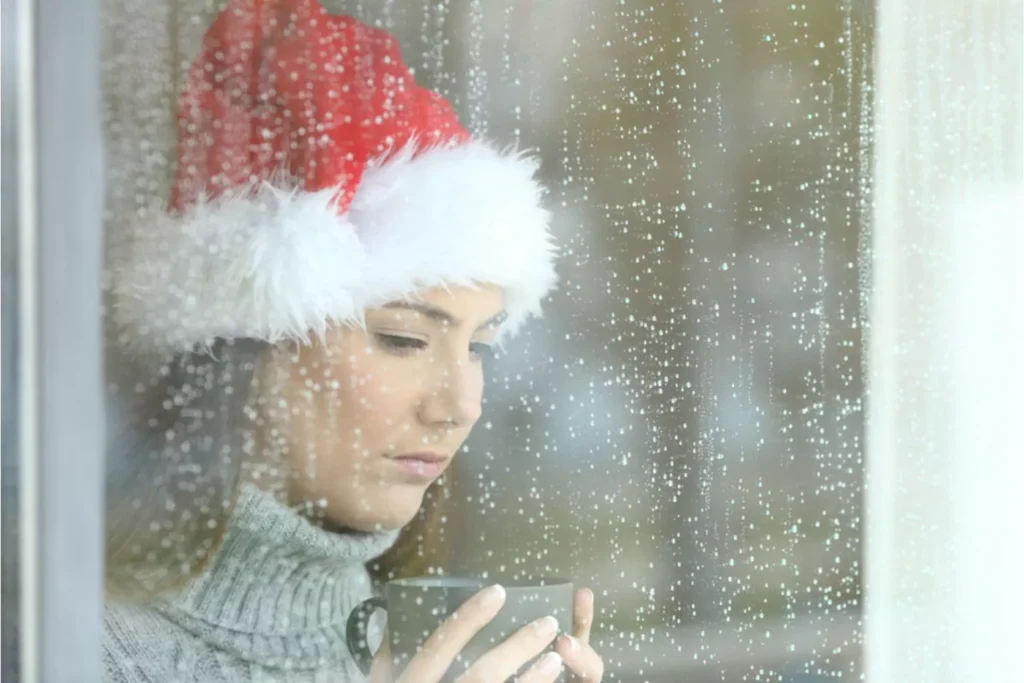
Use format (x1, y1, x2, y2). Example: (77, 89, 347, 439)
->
(346, 575, 574, 682)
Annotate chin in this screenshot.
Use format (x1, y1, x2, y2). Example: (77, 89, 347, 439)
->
(374, 499, 425, 531)
(331, 486, 425, 533)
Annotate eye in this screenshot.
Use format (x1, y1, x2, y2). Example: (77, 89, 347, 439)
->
(470, 342, 495, 361)
(375, 334, 427, 356)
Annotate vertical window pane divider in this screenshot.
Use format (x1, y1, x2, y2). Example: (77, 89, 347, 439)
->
(17, 0, 107, 679)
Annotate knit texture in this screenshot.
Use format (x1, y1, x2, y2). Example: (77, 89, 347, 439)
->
(103, 483, 401, 682)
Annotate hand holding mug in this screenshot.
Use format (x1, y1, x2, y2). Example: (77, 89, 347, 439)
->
(348, 576, 599, 682)
(367, 584, 563, 682)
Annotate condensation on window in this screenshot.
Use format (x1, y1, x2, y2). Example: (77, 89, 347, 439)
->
(100, 1, 873, 680)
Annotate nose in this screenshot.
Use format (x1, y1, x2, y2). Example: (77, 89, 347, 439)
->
(418, 358, 483, 429)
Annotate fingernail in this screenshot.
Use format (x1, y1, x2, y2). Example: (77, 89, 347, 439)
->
(482, 584, 506, 608)
(566, 635, 580, 651)
(532, 615, 558, 638)
(537, 651, 562, 674)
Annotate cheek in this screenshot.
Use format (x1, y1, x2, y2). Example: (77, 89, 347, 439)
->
(317, 356, 420, 456)
(346, 367, 417, 436)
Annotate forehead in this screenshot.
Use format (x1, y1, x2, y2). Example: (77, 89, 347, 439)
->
(412, 283, 503, 308)
(370, 284, 505, 326)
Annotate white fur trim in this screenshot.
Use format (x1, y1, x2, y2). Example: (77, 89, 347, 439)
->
(111, 140, 557, 355)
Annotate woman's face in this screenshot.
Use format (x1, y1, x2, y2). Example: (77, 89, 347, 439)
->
(252, 283, 505, 531)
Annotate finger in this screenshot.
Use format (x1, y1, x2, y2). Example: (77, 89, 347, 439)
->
(397, 584, 506, 683)
(513, 651, 564, 683)
(457, 615, 559, 683)
(368, 628, 394, 683)
(573, 588, 594, 644)
(555, 637, 604, 682)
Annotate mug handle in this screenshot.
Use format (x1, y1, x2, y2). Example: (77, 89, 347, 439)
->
(346, 596, 387, 676)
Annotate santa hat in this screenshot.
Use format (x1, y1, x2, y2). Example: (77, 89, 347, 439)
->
(111, 0, 557, 356)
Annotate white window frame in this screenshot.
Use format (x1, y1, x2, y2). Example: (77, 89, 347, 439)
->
(867, 0, 1023, 680)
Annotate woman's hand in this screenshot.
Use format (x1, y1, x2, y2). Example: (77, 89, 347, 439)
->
(368, 584, 566, 683)
(553, 588, 604, 682)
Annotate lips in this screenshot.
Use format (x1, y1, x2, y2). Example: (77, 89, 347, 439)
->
(386, 452, 450, 481)
(394, 451, 448, 463)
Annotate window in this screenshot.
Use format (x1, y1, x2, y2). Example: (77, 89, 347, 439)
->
(4, 0, 1021, 680)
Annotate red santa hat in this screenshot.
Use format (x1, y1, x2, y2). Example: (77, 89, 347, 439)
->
(111, 0, 557, 356)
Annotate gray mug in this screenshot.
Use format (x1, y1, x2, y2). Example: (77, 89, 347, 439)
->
(346, 575, 574, 682)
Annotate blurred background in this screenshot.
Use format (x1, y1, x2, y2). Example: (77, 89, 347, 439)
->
(12, 0, 874, 680)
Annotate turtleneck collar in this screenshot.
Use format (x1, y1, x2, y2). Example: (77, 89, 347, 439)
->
(155, 482, 401, 670)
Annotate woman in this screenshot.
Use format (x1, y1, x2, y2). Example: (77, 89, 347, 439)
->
(102, 0, 605, 681)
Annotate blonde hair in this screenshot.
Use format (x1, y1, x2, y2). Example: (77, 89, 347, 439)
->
(104, 338, 454, 603)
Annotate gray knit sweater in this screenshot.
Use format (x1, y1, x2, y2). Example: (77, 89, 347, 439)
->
(103, 483, 401, 682)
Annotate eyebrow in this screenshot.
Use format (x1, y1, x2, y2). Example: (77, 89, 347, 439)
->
(382, 301, 508, 331)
